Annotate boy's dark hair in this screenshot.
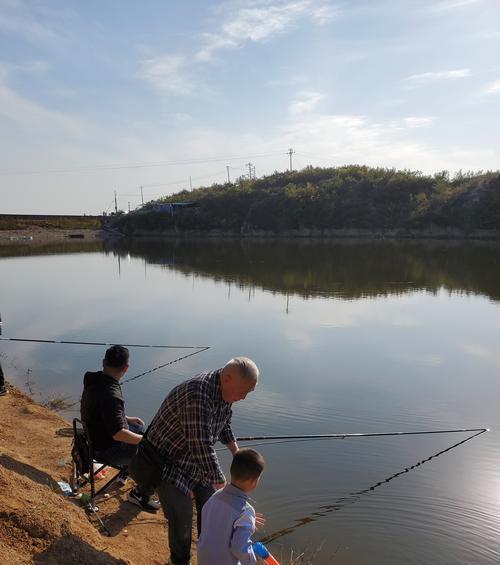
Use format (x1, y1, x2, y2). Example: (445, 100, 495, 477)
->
(103, 345, 129, 369)
(230, 448, 265, 482)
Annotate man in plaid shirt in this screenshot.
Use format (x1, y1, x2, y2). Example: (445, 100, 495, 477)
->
(131, 357, 259, 565)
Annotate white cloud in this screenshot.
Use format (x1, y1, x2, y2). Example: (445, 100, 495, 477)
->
(141, 55, 194, 95)
(0, 59, 50, 77)
(310, 3, 338, 24)
(406, 69, 471, 84)
(0, 79, 89, 138)
(142, 2, 337, 95)
(196, 0, 337, 61)
(430, 0, 482, 11)
(289, 91, 325, 114)
(482, 80, 500, 95)
(0, 1, 65, 44)
(275, 107, 497, 174)
(403, 116, 435, 128)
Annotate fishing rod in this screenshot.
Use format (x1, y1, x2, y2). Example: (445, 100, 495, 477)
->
(259, 427, 488, 545)
(236, 427, 489, 442)
(0, 331, 211, 385)
(0, 336, 209, 349)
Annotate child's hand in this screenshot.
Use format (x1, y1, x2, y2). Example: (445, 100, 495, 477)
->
(255, 512, 266, 530)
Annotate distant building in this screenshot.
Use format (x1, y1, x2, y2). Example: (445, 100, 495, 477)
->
(151, 201, 199, 215)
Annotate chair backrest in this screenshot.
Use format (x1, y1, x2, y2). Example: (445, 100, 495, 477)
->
(72, 418, 93, 477)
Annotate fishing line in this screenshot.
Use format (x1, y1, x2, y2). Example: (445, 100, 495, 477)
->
(122, 346, 210, 384)
(259, 428, 488, 544)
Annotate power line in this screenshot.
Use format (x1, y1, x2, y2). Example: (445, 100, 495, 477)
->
(0, 151, 288, 176)
(140, 170, 231, 190)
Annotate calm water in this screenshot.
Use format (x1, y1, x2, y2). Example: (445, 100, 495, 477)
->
(1, 238, 500, 564)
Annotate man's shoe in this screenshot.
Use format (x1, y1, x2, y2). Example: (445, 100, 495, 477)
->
(0, 386, 7, 396)
(127, 488, 161, 512)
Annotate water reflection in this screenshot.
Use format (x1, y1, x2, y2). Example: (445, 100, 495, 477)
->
(102, 238, 500, 301)
(2, 237, 499, 301)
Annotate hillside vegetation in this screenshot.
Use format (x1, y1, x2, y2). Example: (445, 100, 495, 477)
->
(116, 166, 500, 236)
(0, 215, 101, 231)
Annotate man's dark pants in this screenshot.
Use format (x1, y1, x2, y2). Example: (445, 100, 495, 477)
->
(129, 439, 214, 565)
(157, 480, 214, 565)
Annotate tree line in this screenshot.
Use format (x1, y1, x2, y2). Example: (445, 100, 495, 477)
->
(116, 165, 500, 235)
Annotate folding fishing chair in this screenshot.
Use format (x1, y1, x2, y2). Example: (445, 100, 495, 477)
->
(70, 418, 128, 514)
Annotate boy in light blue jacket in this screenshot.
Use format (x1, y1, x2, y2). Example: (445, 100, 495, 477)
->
(198, 448, 265, 564)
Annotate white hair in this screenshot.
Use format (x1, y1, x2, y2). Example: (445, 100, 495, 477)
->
(223, 357, 259, 382)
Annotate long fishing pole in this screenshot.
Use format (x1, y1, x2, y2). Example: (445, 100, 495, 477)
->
(0, 336, 209, 349)
(236, 427, 489, 442)
(259, 428, 488, 545)
(0, 333, 211, 385)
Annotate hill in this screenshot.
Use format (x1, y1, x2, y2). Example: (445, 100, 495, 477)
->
(115, 166, 500, 238)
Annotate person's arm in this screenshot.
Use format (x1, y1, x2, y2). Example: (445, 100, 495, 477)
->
(226, 440, 239, 455)
(126, 416, 145, 427)
(219, 412, 237, 453)
(112, 428, 142, 444)
(178, 388, 226, 485)
(229, 507, 258, 564)
(101, 395, 132, 443)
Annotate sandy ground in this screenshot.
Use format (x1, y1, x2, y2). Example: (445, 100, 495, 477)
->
(0, 227, 108, 244)
(0, 384, 199, 565)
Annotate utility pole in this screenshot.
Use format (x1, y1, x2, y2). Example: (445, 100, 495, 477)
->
(140, 185, 144, 206)
(246, 162, 253, 180)
(114, 190, 118, 213)
(189, 176, 193, 191)
(128, 201, 131, 213)
(226, 165, 231, 183)
(287, 148, 295, 172)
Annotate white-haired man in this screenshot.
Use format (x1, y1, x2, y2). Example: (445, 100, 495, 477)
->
(130, 357, 259, 565)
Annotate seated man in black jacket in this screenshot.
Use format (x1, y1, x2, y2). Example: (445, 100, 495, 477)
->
(80, 345, 159, 512)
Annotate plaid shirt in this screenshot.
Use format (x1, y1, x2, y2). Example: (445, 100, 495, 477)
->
(147, 369, 235, 495)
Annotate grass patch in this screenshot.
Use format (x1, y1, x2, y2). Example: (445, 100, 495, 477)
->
(0, 216, 101, 230)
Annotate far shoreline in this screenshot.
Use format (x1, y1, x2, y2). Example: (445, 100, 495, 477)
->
(1, 224, 500, 246)
(0, 226, 112, 245)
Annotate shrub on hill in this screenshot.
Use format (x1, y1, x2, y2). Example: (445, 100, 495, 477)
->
(115, 166, 500, 235)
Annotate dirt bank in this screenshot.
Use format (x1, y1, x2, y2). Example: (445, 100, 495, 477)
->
(0, 384, 197, 565)
(0, 227, 110, 245)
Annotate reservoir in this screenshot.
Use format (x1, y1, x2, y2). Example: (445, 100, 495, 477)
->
(1, 238, 499, 564)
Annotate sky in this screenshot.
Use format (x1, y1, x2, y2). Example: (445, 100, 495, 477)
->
(0, 0, 499, 214)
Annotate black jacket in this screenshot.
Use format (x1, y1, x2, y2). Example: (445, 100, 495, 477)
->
(80, 371, 127, 450)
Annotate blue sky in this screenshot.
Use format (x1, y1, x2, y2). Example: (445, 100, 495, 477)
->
(1, 0, 499, 214)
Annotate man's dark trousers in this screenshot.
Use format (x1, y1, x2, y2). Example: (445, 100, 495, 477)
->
(157, 480, 215, 565)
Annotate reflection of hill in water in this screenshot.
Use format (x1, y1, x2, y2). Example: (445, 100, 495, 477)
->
(104, 239, 500, 301)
